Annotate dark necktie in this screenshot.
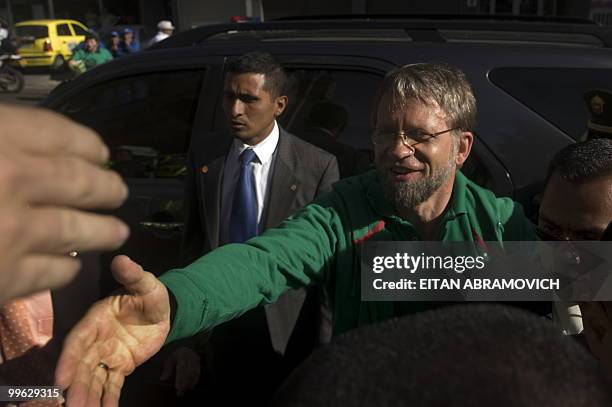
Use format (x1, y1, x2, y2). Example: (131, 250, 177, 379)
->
(229, 148, 258, 243)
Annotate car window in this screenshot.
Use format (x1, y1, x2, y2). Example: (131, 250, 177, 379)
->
(489, 67, 612, 141)
(58, 70, 206, 179)
(282, 69, 380, 149)
(15, 25, 48, 39)
(268, 68, 380, 178)
(71, 24, 89, 36)
(57, 24, 72, 37)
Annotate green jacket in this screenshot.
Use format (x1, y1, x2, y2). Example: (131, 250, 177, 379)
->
(71, 47, 112, 70)
(160, 170, 536, 342)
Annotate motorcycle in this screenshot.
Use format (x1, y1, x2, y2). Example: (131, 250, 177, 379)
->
(0, 54, 24, 93)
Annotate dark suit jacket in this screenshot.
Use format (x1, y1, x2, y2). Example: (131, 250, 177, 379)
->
(181, 126, 339, 355)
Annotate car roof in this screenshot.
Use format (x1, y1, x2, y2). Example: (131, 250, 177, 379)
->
(15, 19, 86, 26)
(152, 16, 612, 50)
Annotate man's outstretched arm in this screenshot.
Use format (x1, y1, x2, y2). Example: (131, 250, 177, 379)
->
(56, 197, 344, 405)
(161, 198, 344, 342)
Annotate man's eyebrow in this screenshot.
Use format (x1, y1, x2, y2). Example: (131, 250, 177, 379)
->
(224, 91, 259, 100)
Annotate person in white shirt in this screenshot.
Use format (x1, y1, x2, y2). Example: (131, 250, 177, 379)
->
(0, 19, 9, 52)
(146, 20, 175, 47)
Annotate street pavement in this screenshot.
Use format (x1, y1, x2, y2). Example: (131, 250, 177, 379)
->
(0, 74, 61, 106)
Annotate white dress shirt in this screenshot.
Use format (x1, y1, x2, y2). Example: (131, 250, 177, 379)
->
(146, 32, 170, 47)
(219, 121, 280, 245)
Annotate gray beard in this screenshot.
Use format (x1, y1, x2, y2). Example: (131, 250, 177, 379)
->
(380, 160, 455, 213)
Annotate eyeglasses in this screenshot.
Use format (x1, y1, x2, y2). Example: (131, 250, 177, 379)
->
(372, 127, 459, 149)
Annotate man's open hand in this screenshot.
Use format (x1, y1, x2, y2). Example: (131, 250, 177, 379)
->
(55, 255, 171, 406)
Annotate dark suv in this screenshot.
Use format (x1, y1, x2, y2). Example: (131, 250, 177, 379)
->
(43, 16, 612, 277)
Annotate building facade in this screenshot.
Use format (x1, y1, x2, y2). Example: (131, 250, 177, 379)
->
(0, 0, 600, 33)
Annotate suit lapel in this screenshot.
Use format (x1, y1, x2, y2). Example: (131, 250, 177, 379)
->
(262, 128, 299, 230)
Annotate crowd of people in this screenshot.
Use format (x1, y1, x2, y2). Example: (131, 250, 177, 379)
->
(0, 19, 176, 77)
(0, 51, 611, 406)
(66, 19, 175, 75)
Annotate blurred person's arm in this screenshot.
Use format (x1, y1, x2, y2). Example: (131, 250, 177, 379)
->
(69, 49, 85, 62)
(68, 50, 87, 73)
(0, 103, 129, 304)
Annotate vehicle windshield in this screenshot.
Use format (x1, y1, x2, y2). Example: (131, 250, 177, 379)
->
(15, 25, 49, 39)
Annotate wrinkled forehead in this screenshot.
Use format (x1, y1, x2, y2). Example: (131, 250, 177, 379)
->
(375, 90, 447, 126)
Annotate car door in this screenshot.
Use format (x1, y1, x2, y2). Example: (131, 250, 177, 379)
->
(55, 23, 74, 57)
(49, 57, 224, 293)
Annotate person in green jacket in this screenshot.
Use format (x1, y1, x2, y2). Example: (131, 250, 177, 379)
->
(55, 63, 536, 405)
(68, 32, 112, 74)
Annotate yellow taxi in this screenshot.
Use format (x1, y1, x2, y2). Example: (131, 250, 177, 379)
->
(14, 19, 90, 68)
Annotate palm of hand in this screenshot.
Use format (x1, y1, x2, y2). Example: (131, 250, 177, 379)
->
(89, 291, 170, 375)
(56, 265, 171, 406)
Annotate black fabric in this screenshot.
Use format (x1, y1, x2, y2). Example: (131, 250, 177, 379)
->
(274, 304, 612, 407)
(208, 307, 284, 404)
(0, 31, 18, 54)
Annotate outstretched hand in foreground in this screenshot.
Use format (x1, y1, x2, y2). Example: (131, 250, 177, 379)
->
(55, 255, 171, 406)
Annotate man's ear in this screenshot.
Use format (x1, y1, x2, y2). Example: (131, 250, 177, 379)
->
(456, 131, 474, 167)
(275, 95, 288, 117)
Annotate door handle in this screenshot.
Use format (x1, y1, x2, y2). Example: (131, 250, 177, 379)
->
(139, 221, 184, 232)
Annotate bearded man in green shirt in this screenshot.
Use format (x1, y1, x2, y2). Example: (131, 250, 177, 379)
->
(55, 63, 536, 405)
(68, 33, 112, 74)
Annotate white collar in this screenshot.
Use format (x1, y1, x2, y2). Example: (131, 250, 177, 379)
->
(232, 120, 279, 165)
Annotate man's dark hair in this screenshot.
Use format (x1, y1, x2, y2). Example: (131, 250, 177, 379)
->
(274, 304, 612, 406)
(225, 52, 287, 97)
(547, 138, 612, 183)
(85, 32, 99, 42)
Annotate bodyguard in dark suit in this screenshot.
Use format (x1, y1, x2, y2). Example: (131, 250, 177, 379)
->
(180, 52, 339, 402)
